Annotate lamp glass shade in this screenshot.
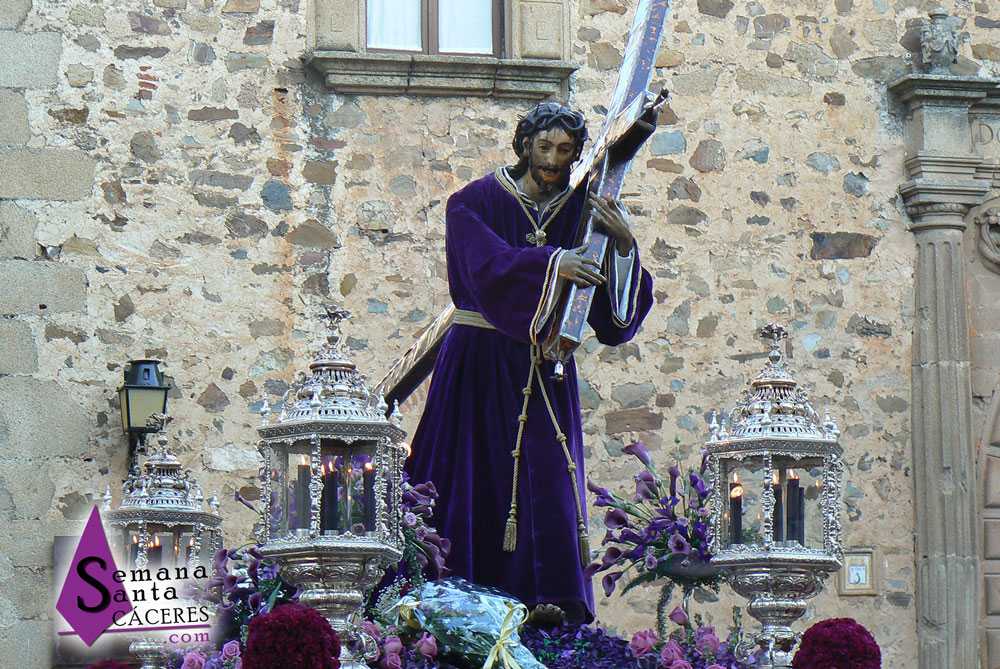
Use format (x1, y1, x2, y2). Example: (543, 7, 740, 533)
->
(124, 387, 168, 432)
(118, 360, 169, 434)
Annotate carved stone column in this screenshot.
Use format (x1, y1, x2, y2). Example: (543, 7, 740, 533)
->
(901, 188, 985, 669)
(889, 11, 998, 667)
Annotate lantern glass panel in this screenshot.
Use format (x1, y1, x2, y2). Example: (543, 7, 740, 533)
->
(271, 449, 289, 538)
(317, 441, 379, 536)
(721, 456, 828, 549)
(125, 386, 168, 432)
(285, 446, 313, 535)
(772, 455, 825, 550)
(721, 457, 766, 547)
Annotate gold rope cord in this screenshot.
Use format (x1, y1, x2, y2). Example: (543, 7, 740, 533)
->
(502, 345, 590, 568)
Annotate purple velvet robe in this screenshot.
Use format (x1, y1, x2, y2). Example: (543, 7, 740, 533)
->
(406, 171, 653, 622)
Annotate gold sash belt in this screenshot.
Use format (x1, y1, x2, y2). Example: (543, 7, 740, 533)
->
(452, 308, 496, 331)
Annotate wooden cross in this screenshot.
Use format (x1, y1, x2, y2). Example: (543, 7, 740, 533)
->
(376, 0, 673, 407)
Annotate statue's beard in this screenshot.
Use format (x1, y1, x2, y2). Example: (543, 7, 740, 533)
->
(528, 159, 569, 195)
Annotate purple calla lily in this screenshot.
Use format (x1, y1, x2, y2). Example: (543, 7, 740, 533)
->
(605, 508, 630, 529)
(622, 441, 652, 468)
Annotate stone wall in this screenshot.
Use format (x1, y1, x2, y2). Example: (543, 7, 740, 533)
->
(3, 0, 1000, 666)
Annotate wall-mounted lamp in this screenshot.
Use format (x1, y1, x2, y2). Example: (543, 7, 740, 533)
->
(118, 360, 170, 468)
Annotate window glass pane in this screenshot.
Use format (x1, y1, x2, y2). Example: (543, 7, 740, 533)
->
(438, 0, 493, 55)
(367, 0, 422, 51)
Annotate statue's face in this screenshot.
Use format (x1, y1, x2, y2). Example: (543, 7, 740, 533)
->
(524, 127, 578, 195)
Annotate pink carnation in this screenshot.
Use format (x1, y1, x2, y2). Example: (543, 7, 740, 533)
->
(221, 640, 241, 659)
(415, 633, 438, 659)
(380, 653, 402, 669)
(382, 636, 403, 655)
(629, 629, 658, 657)
(668, 606, 688, 626)
(669, 661, 693, 669)
(695, 627, 722, 655)
(660, 639, 685, 663)
(181, 652, 206, 669)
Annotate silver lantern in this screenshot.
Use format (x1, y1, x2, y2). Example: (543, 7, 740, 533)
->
(256, 307, 405, 669)
(106, 416, 223, 570)
(705, 324, 844, 668)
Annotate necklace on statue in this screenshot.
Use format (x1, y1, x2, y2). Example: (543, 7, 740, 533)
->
(526, 229, 547, 246)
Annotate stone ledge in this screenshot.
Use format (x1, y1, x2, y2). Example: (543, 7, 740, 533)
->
(308, 51, 576, 99)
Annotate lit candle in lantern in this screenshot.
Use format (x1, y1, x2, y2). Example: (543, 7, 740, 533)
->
(787, 470, 805, 544)
(130, 534, 139, 566)
(729, 472, 743, 544)
(363, 461, 375, 532)
(320, 459, 339, 533)
(148, 536, 162, 568)
(771, 471, 784, 542)
(295, 455, 311, 530)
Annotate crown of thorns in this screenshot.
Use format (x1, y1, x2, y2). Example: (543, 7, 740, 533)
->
(512, 102, 588, 158)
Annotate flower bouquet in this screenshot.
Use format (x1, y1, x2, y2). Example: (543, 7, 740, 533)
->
(369, 476, 452, 623)
(626, 605, 750, 669)
(586, 441, 721, 638)
(389, 578, 546, 669)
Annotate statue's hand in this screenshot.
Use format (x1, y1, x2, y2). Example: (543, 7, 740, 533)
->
(589, 193, 634, 255)
(558, 245, 605, 287)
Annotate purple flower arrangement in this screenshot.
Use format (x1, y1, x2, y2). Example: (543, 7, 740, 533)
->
(369, 477, 452, 620)
(166, 640, 243, 669)
(207, 544, 300, 647)
(586, 441, 720, 598)
(624, 606, 749, 669)
(361, 619, 463, 669)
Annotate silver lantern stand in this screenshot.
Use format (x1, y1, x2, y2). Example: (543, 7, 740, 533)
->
(256, 307, 405, 669)
(106, 417, 223, 571)
(705, 324, 844, 668)
(105, 416, 223, 669)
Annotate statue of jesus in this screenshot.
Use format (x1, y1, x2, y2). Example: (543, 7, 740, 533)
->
(406, 101, 654, 624)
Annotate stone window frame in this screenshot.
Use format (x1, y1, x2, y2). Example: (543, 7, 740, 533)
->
(309, 0, 576, 99)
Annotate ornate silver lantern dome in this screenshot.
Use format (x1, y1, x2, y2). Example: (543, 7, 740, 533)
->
(106, 416, 223, 569)
(705, 324, 844, 668)
(256, 306, 406, 669)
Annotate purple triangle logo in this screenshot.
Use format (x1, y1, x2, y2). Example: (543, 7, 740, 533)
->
(56, 506, 132, 646)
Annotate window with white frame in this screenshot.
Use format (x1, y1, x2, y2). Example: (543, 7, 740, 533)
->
(366, 0, 502, 57)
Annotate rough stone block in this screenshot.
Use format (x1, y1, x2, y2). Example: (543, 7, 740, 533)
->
(0, 31, 61, 88)
(0, 149, 95, 200)
(0, 320, 37, 374)
(205, 445, 261, 472)
(0, 202, 37, 259)
(0, 620, 52, 668)
(0, 460, 54, 520)
(0, 519, 82, 567)
(0, 91, 29, 145)
(0, 0, 30, 30)
(0, 377, 91, 462)
(605, 408, 663, 434)
(0, 260, 86, 314)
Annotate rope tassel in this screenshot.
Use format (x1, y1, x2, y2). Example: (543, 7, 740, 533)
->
(503, 511, 518, 553)
(503, 346, 591, 568)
